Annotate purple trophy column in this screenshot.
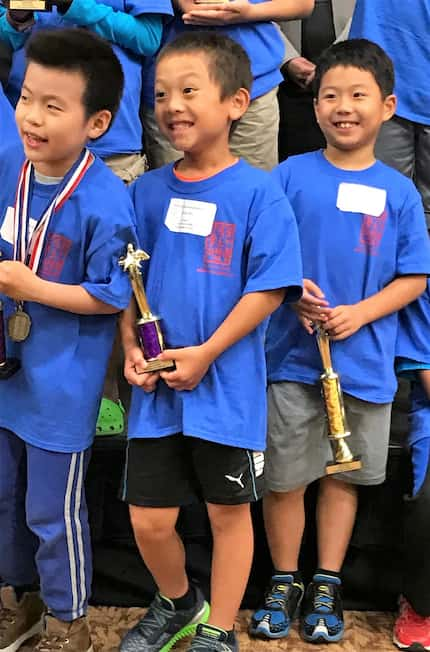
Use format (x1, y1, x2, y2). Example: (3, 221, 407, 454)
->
(138, 320, 163, 359)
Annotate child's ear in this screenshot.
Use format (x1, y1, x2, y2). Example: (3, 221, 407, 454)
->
(230, 88, 250, 121)
(87, 110, 112, 140)
(382, 93, 397, 123)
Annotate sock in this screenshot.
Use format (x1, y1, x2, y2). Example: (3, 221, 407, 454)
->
(171, 585, 196, 611)
(314, 568, 341, 585)
(273, 569, 303, 585)
(14, 583, 40, 601)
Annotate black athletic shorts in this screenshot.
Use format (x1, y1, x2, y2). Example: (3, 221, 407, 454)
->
(121, 434, 265, 507)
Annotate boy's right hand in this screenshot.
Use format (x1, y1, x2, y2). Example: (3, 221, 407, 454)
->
(124, 345, 160, 392)
(293, 278, 331, 334)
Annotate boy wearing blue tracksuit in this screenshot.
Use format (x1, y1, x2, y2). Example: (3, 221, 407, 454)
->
(0, 29, 135, 652)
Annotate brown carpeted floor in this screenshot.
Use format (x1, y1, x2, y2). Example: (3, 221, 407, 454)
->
(22, 608, 397, 651)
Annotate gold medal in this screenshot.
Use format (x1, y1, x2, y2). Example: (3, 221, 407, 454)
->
(8, 306, 32, 342)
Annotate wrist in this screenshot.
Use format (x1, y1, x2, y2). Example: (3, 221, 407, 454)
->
(200, 340, 219, 365)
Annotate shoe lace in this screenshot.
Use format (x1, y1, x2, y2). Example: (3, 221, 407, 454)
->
(35, 634, 70, 651)
(0, 607, 15, 635)
(136, 595, 175, 638)
(312, 584, 335, 614)
(265, 582, 294, 610)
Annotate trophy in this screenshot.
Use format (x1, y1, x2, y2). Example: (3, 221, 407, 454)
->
(0, 301, 20, 379)
(315, 324, 361, 474)
(119, 244, 175, 373)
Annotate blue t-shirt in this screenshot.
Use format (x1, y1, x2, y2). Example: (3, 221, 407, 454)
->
(0, 83, 18, 150)
(0, 146, 136, 452)
(128, 160, 303, 451)
(141, 11, 284, 108)
(5, 0, 172, 157)
(349, 0, 430, 125)
(266, 150, 430, 404)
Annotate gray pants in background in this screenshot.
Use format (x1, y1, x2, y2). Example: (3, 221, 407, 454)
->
(376, 115, 430, 229)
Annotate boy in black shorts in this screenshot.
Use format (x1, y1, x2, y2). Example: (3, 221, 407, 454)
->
(119, 32, 303, 652)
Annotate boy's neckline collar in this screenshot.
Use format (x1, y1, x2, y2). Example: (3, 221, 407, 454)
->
(320, 149, 377, 173)
(34, 169, 64, 186)
(318, 149, 379, 174)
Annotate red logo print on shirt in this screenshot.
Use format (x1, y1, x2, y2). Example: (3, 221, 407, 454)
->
(198, 221, 236, 276)
(38, 233, 72, 281)
(355, 209, 388, 256)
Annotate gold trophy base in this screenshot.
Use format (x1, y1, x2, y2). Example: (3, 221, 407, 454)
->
(142, 357, 175, 373)
(326, 458, 362, 475)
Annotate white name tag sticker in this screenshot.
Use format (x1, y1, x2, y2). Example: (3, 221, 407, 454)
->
(336, 182, 387, 217)
(165, 198, 217, 237)
(0, 208, 37, 246)
(0, 206, 14, 244)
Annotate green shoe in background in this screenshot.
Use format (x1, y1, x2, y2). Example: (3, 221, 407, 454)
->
(96, 398, 125, 436)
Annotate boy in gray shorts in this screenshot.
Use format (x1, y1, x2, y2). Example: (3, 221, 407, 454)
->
(250, 39, 430, 645)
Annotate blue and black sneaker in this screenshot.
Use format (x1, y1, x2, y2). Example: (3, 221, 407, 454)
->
(300, 574, 344, 644)
(249, 574, 304, 639)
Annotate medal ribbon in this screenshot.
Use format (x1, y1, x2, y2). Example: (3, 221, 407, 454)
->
(13, 148, 94, 274)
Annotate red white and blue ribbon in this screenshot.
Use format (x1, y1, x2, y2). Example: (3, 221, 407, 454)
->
(13, 148, 94, 273)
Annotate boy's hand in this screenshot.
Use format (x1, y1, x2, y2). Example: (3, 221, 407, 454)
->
(124, 345, 160, 392)
(0, 261, 40, 301)
(183, 0, 253, 26)
(158, 345, 212, 391)
(323, 304, 364, 341)
(293, 278, 331, 329)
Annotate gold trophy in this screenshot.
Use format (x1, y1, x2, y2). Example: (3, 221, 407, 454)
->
(315, 324, 362, 474)
(119, 244, 175, 373)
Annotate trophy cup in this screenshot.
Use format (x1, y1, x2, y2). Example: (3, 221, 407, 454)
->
(315, 324, 362, 474)
(0, 300, 20, 379)
(119, 244, 175, 373)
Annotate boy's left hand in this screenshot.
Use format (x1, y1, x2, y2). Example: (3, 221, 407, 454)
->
(0, 261, 40, 301)
(323, 304, 364, 341)
(158, 345, 213, 391)
(183, 0, 253, 26)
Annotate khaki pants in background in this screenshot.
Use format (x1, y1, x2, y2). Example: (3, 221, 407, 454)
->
(141, 86, 280, 171)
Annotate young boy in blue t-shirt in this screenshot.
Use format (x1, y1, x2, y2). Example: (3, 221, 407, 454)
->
(0, 29, 135, 652)
(393, 282, 430, 651)
(251, 39, 430, 644)
(119, 31, 303, 652)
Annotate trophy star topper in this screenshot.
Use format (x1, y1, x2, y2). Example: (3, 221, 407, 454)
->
(119, 243, 150, 273)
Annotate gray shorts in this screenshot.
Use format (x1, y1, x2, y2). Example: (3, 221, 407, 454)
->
(266, 381, 392, 492)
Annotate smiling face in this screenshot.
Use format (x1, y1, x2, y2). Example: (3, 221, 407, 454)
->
(154, 51, 248, 161)
(15, 62, 110, 177)
(314, 65, 396, 161)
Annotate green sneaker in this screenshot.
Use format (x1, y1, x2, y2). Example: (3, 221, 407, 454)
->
(120, 588, 210, 652)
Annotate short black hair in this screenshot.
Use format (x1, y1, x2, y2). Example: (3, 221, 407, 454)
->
(313, 38, 395, 99)
(25, 28, 124, 121)
(157, 31, 253, 99)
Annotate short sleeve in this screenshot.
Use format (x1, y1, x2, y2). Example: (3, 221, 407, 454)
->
(397, 183, 430, 276)
(242, 182, 303, 302)
(81, 206, 138, 310)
